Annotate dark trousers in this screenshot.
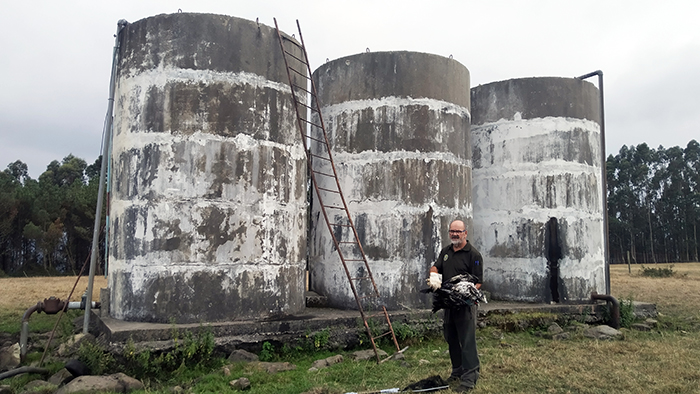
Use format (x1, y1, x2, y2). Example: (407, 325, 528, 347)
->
(444, 304, 480, 387)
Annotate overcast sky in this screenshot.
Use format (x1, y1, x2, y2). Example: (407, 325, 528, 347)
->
(1, 0, 698, 178)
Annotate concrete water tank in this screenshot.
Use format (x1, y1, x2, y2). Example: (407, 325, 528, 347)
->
(108, 13, 308, 323)
(309, 51, 472, 309)
(471, 77, 606, 303)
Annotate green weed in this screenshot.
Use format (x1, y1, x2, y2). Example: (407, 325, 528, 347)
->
(640, 264, 675, 277)
(77, 340, 114, 375)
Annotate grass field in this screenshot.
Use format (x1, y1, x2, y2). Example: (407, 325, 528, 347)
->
(1, 265, 699, 393)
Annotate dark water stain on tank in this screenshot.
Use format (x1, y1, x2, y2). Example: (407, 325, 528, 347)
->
(545, 217, 561, 303)
(196, 206, 231, 260)
(144, 85, 165, 133)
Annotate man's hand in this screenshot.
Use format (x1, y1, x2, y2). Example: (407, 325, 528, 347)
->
(427, 272, 442, 290)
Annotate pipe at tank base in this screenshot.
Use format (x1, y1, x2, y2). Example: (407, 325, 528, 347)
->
(591, 292, 620, 329)
(20, 297, 100, 362)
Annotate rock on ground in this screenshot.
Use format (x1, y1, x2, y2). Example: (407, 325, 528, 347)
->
(351, 349, 388, 361)
(584, 325, 623, 340)
(310, 355, 343, 370)
(228, 349, 259, 363)
(229, 377, 251, 390)
(55, 373, 144, 394)
(0, 343, 20, 372)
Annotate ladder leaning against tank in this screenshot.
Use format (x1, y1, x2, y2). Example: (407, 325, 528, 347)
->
(273, 19, 401, 363)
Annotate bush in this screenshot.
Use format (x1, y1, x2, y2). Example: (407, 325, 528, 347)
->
(640, 265, 675, 277)
(78, 341, 114, 375)
(123, 326, 216, 380)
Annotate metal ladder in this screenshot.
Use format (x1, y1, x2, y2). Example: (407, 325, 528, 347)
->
(274, 19, 400, 362)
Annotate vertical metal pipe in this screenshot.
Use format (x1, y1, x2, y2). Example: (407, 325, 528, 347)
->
(83, 20, 127, 334)
(577, 70, 609, 295)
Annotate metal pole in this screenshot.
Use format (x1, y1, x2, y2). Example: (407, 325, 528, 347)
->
(577, 70, 610, 295)
(83, 20, 127, 334)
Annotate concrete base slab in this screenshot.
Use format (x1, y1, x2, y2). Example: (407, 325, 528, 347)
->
(91, 300, 656, 349)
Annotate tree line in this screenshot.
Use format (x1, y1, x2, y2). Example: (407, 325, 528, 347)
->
(0, 155, 104, 275)
(607, 140, 700, 264)
(1, 140, 699, 275)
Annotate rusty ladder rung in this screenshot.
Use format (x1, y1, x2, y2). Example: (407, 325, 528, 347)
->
(291, 83, 314, 97)
(309, 153, 331, 162)
(329, 223, 352, 227)
(373, 331, 393, 339)
(294, 100, 319, 113)
(300, 117, 324, 130)
(288, 66, 311, 80)
(282, 49, 308, 65)
(317, 186, 340, 194)
(311, 170, 335, 178)
(306, 135, 328, 146)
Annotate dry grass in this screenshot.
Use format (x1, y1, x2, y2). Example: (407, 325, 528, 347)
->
(0, 275, 108, 313)
(611, 262, 700, 318)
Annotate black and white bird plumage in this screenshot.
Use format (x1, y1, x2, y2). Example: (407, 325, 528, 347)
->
(421, 273, 487, 313)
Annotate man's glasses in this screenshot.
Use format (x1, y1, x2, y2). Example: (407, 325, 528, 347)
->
(448, 230, 465, 234)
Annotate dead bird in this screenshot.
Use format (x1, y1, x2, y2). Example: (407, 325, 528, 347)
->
(421, 273, 487, 313)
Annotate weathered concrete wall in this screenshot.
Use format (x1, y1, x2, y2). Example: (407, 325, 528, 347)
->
(109, 13, 308, 323)
(310, 51, 472, 310)
(471, 77, 606, 303)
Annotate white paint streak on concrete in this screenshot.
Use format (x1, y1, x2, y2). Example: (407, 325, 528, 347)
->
(120, 65, 293, 94)
(320, 96, 470, 119)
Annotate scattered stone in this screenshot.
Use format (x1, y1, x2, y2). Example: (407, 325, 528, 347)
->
(48, 368, 75, 386)
(256, 361, 297, 374)
(0, 343, 20, 372)
(645, 318, 658, 328)
(229, 377, 251, 390)
(631, 323, 651, 332)
(418, 359, 430, 365)
(55, 373, 143, 394)
(552, 332, 570, 341)
(547, 323, 563, 335)
(399, 361, 411, 368)
(391, 352, 405, 361)
(65, 359, 91, 377)
(222, 366, 231, 376)
(584, 325, 623, 340)
(58, 333, 95, 357)
(477, 321, 487, 329)
(491, 329, 503, 339)
(351, 349, 388, 361)
(310, 355, 343, 370)
(171, 386, 185, 393)
(0, 385, 11, 394)
(228, 349, 259, 363)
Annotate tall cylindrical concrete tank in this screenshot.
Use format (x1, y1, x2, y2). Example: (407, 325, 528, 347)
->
(108, 13, 308, 323)
(471, 77, 605, 303)
(309, 51, 472, 310)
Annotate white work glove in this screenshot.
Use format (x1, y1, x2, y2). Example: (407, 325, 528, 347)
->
(427, 272, 442, 290)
